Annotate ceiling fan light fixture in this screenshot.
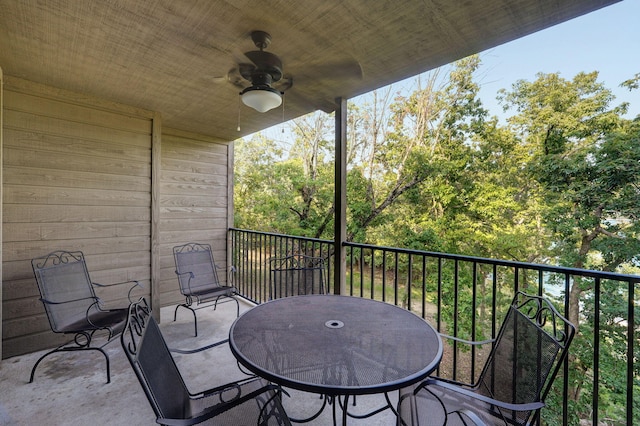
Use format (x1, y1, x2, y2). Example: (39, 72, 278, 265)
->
(240, 85, 282, 113)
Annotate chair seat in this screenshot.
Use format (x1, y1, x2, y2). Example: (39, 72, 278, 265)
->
(189, 285, 235, 299)
(57, 309, 128, 335)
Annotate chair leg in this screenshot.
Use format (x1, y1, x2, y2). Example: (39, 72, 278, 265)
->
(29, 348, 60, 383)
(213, 296, 240, 317)
(192, 311, 198, 337)
(233, 296, 240, 317)
(29, 346, 111, 384)
(174, 303, 198, 337)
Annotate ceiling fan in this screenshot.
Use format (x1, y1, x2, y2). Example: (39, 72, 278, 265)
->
(222, 30, 362, 113)
(230, 31, 290, 112)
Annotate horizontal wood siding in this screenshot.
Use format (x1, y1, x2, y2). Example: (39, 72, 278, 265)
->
(2, 78, 153, 358)
(159, 129, 230, 307)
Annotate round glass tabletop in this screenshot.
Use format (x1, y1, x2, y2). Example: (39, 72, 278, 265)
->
(229, 295, 443, 396)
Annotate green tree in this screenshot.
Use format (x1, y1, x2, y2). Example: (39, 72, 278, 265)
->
(286, 112, 336, 238)
(234, 134, 286, 231)
(500, 71, 638, 325)
(234, 113, 336, 238)
(500, 71, 640, 422)
(351, 56, 488, 246)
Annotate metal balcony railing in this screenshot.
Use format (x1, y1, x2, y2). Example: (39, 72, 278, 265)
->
(229, 228, 640, 425)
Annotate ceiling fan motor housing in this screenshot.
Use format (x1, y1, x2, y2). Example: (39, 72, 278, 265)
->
(249, 71, 275, 90)
(241, 50, 283, 84)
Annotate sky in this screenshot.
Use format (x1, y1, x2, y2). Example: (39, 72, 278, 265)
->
(258, 0, 639, 140)
(472, 0, 639, 120)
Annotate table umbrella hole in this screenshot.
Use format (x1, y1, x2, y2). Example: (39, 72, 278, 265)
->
(325, 320, 344, 329)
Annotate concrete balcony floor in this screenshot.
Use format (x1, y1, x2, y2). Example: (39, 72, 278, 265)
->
(0, 298, 398, 425)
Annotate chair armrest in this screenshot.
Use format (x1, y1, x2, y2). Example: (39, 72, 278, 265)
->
(436, 334, 497, 387)
(85, 300, 114, 330)
(169, 339, 229, 354)
(175, 270, 194, 279)
(439, 333, 495, 346)
(200, 379, 280, 400)
(178, 269, 237, 296)
(228, 265, 237, 285)
(92, 279, 143, 303)
(416, 378, 546, 412)
(85, 298, 134, 328)
(40, 295, 97, 305)
(175, 270, 196, 294)
(92, 279, 140, 288)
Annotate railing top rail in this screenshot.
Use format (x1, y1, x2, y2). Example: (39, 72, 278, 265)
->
(344, 241, 640, 283)
(230, 228, 332, 245)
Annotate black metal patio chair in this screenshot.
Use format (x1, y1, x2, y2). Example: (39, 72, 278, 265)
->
(397, 291, 576, 426)
(121, 297, 292, 426)
(269, 254, 327, 299)
(173, 242, 239, 336)
(265, 254, 330, 418)
(30, 250, 141, 383)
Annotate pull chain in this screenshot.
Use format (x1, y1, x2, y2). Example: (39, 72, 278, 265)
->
(237, 97, 241, 132)
(281, 92, 285, 133)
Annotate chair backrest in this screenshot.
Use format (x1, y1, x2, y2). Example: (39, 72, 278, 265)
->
(173, 242, 221, 296)
(120, 298, 191, 421)
(269, 254, 326, 299)
(477, 292, 576, 425)
(31, 251, 98, 333)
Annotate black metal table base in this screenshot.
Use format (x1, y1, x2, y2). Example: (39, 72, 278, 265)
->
(289, 392, 396, 426)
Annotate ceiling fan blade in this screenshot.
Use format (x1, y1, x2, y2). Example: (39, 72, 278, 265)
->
(208, 75, 229, 84)
(305, 59, 363, 81)
(237, 63, 257, 81)
(274, 75, 293, 92)
(206, 67, 246, 89)
(282, 57, 363, 91)
(227, 67, 248, 89)
(279, 88, 338, 114)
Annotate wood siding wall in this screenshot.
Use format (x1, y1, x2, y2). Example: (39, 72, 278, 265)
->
(158, 129, 230, 307)
(1, 77, 231, 358)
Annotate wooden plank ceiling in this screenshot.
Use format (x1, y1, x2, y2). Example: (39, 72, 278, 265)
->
(0, 0, 620, 141)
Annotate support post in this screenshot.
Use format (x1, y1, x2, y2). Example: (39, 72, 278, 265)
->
(333, 98, 347, 295)
(0, 67, 3, 359)
(150, 112, 161, 321)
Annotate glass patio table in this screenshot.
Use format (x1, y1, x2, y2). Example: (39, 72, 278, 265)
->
(229, 294, 443, 425)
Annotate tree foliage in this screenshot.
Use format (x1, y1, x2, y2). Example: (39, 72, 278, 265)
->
(234, 59, 639, 424)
